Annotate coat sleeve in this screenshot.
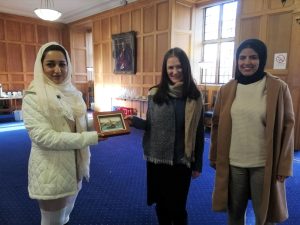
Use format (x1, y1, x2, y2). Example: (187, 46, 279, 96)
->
(22, 93, 98, 151)
(277, 84, 295, 177)
(209, 88, 222, 167)
(191, 107, 205, 172)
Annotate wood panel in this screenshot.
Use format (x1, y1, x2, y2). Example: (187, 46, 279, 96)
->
(0, 42, 6, 71)
(120, 12, 131, 33)
(102, 42, 111, 73)
(157, 1, 169, 31)
(37, 25, 48, 44)
(69, 0, 173, 111)
(143, 5, 155, 34)
(266, 12, 292, 69)
(0, 12, 66, 96)
(156, 32, 169, 71)
(48, 27, 61, 42)
(268, 0, 294, 9)
(93, 21, 101, 43)
(132, 9, 142, 34)
(0, 19, 4, 40)
(288, 12, 300, 149)
(24, 45, 36, 72)
(174, 32, 191, 55)
(175, 2, 192, 30)
(101, 18, 110, 41)
(239, 17, 261, 41)
(21, 23, 36, 43)
(6, 20, 21, 41)
(241, 0, 264, 15)
(74, 49, 87, 73)
(110, 15, 120, 35)
(7, 44, 22, 72)
(143, 35, 155, 72)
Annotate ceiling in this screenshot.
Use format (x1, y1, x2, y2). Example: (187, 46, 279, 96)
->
(0, 0, 136, 24)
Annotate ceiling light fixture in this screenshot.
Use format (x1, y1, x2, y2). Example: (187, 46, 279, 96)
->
(34, 0, 62, 21)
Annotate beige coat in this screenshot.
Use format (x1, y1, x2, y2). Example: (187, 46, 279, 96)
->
(209, 74, 295, 224)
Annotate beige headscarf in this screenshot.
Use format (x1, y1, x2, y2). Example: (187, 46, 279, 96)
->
(27, 42, 91, 181)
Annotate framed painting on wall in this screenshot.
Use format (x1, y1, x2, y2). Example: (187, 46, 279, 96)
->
(93, 111, 130, 137)
(112, 31, 136, 74)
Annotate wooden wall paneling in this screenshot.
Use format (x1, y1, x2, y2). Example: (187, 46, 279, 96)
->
(48, 27, 61, 43)
(24, 45, 36, 73)
(132, 72, 142, 87)
(26, 74, 33, 87)
(120, 12, 131, 33)
(143, 5, 155, 34)
(241, 0, 264, 15)
(157, 1, 169, 31)
(110, 15, 120, 35)
(37, 25, 48, 44)
(0, 74, 8, 84)
(156, 32, 169, 71)
(268, 0, 295, 9)
(21, 23, 36, 43)
(143, 35, 155, 72)
(174, 32, 192, 55)
(7, 43, 23, 72)
(101, 18, 110, 41)
(266, 12, 292, 70)
(239, 17, 261, 41)
(93, 21, 101, 43)
(10, 82, 25, 91)
(121, 74, 131, 85)
(175, 1, 192, 30)
(102, 42, 111, 73)
(6, 20, 21, 42)
(132, 9, 142, 34)
(74, 49, 87, 74)
(136, 36, 142, 73)
(0, 13, 66, 100)
(93, 44, 101, 75)
(11, 74, 24, 82)
(287, 12, 300, 149)
(143, 74, 154, 85)
(0, 19, 4, 40)
(0, 42, 6, 72)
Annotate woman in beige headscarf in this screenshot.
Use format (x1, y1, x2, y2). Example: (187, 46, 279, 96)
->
(22, 42, 103, 225)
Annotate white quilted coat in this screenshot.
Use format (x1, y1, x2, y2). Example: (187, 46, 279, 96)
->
(22, 93, 98, 200)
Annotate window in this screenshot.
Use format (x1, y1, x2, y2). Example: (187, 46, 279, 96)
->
(201, 1, 238, 84)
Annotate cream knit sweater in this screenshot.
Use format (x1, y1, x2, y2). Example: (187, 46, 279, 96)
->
(229, 76, 267, 167)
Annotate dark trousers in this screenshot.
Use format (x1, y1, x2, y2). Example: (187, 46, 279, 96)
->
(147, 162, 192, 225)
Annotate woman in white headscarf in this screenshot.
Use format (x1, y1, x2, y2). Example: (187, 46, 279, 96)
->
(22, 42, 103, 225)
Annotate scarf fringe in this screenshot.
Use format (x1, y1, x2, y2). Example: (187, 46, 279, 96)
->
(144, 155, 191, 168)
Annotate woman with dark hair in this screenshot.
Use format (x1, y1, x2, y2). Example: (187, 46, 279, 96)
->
(22, 42, 104, 225)
(209, 39, 295, 225)
(127, 47, 205, 225)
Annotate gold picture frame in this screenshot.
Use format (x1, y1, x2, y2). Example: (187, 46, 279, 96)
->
(93, 111, 130, 137)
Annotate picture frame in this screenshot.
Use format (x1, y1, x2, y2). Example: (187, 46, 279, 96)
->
(112, 31, 136, 74)
(93, 111, 130, 137)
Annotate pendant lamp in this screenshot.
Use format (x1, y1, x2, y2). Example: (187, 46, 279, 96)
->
(34, 0, 62, 21)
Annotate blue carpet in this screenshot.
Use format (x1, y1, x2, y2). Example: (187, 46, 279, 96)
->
(0, 127, 299, 225)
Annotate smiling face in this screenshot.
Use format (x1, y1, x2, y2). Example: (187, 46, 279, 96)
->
(42, 50, 68, 84)
(238, 48, 260, 76)
(166, 56, 183, 84)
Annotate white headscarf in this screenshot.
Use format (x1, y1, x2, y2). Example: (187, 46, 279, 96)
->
(28, 42, 91, 181)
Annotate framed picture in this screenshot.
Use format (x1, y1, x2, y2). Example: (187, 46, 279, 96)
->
(93, 111, 130, 137)
(112, 31, 136, 74)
